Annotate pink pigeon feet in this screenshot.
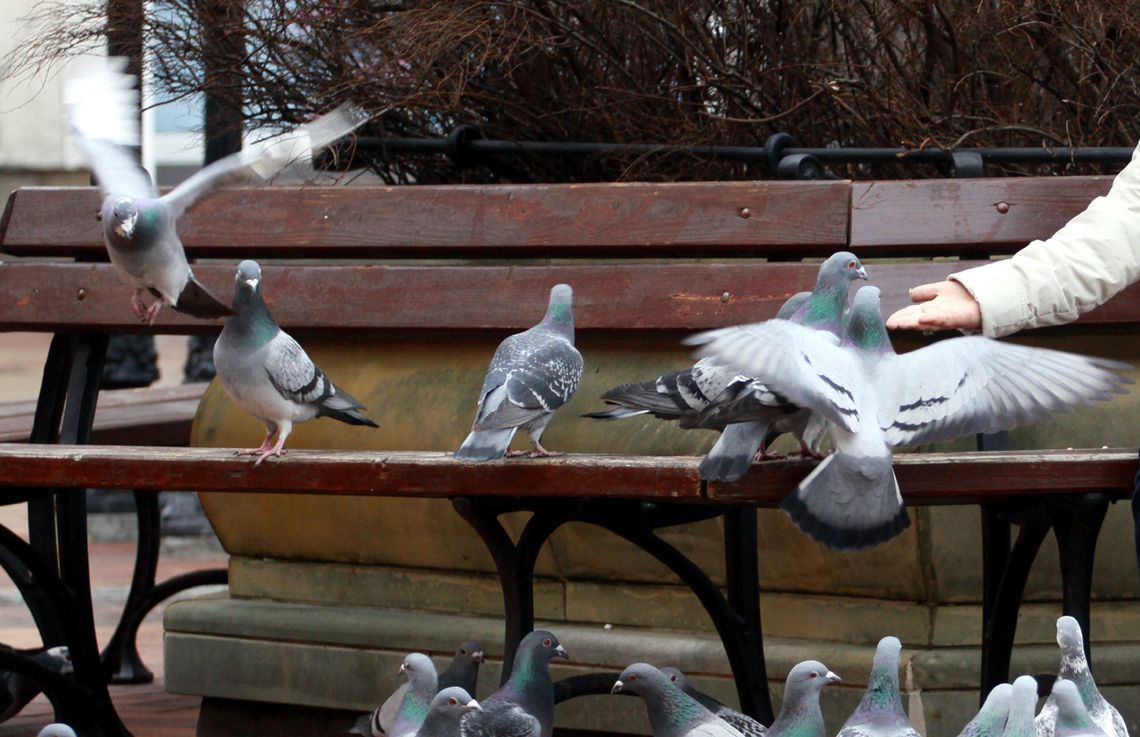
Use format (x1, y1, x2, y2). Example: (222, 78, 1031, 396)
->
(792, 440, 828, 460)
(505, 443, 563, 458)
(130, 291, 164, 325)
(237, 433, 288, 466)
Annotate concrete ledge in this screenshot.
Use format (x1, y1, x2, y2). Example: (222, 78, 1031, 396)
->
(164, 594, 1140, 737)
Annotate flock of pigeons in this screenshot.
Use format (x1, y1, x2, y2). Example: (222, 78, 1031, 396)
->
(65, 56, 1131, 554)
(337, 616, 1125, 737)
(40, 53, 1135, 737)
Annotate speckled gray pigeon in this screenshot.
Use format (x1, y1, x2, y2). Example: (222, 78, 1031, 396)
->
(1036, 617, 1127, 737)
(370, 653, 439, 737)
(65, 56, 368, 324)
(1049, 680, 1109, 737)
(955, 683, 1011, 737)
(611, 663, 743, 737)
(1002, 676, 1039, 737)
(766, 661, 841, 737)
(455, 285, 583, 461)
(439, 641, 484, 695)
(835, 637, 920, 737)
(214, 260, 377, 465)
(688, 286, 1132, 550)
(460, 630, 568, 737)
(419, 687, 481, 737)
(0, 646, 71, 722)
(660, 667, 767, 737)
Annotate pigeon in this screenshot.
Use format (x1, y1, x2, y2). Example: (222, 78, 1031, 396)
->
(455, 285, 583, 461)
(0, 646, 71, 722)
(461, 630, 568, 737)
(1035, 617, 1128, 737)
(1002, 676, 1039, 737)
(956, 683, 1011, 737)
(765, 661, 841, 737)
(438, 641, 484, 694)
(835, 636, 920, 737)
(660, 667, 767, 737)
(687, 285, 1132, 550)
(368, 653, 439, 737)
(611, 663, 743, 737)
(64, 55, 369, 324)
(419, 687, 481, 737)
(585, 251, 868, 482)
(36, 726, 77, 737)
(213, 260, 378, 465)
(1049, 679, 1110, 737)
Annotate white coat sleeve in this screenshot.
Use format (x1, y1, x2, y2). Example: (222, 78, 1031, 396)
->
(949, 142, 1140, 338)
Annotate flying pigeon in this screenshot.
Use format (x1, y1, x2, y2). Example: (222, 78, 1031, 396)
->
(439, 641, 484, 694)
(455, 285, 583, 461)
(1035, 617, 1128, 737)
(418, 687, 481, 737)
(1002, 676, 1039, 737)
(214, 260, 378, 465)
(765, 661, 841, 737)
(585, 251, 867, 482)
(64, 55, 369, 324)
(835, 636, 920, 737)
(660, 667, 767, 737)
(956, 683, 1011, 737)
(461, 630, 568, 737)
(368, 653, 439, 737)
(611, 663, 743, 737)
(0, 646, 71, 722)
(1049, 679, 1110, 737)
(688, 285, 1132, 550)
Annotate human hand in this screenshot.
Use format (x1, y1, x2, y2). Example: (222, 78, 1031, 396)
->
(885, 280, 982, 331)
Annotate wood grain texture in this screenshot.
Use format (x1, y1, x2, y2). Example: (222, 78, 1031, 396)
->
(850, 177, 1113, 253)
(5, 260, 1140, 333)
(0, 446, 1132, 505)
(0, 182, 851, 257)
(0, 445, 703, 500)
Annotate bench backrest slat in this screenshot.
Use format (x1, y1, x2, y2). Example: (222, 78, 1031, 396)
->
(0, 182, 851, 258)
(850, 177, 1113, 252)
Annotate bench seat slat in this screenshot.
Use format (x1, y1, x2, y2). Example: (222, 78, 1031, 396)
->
(4, 261, 1140, 333)
(0, 445, 1131, 505)
(0, 182, 851, 258)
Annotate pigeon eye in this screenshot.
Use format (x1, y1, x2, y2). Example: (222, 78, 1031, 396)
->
(847, 260, 857, 269)
(809, 671, 819, 678)
(543, 638, 552, 647)
(460, 648, 467, 655)
(448, 697, 459, 705)
(629, 674, 639, 682)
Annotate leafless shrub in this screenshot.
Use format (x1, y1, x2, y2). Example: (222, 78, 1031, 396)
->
(8, 0, 1140, 182)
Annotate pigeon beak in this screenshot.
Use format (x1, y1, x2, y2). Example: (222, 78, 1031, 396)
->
(554, 645, 568, 659)
(115, 212, 137, 238)
(472, 650, 484, 663)
(825, 671, 842, 684)
(243, 278, 259, 290)
(399, 663, 407, 675)
(856, 265, 868, 280)
(466, 699, 482, 711)
(610, 680, 623, 695)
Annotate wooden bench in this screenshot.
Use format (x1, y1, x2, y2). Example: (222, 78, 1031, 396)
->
(0, 179, 1137, 735)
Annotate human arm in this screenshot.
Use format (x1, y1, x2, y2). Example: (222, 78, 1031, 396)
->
(886, 142, 1140, 337)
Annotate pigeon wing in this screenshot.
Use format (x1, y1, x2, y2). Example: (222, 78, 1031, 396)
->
(879, 337, 1131, 447)
(462, 704, 541, 737)
(263, 332, 332, 406)
(64, 56, 155, 200)
(687, 320, 862, 433)
(475, 334, 582, 431)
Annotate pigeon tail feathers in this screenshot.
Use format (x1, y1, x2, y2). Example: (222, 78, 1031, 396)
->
(781, 453, 910, 551)
(172, 274, 235, 319)
(699, 421, 770, 482)
(455, 428, 516, 461)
